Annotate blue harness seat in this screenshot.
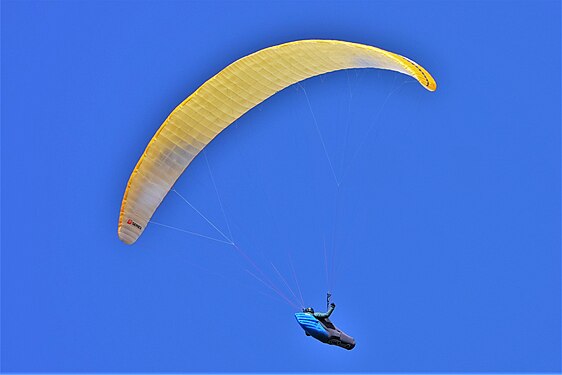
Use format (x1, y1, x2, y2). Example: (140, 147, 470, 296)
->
(295, 312, 356, 350)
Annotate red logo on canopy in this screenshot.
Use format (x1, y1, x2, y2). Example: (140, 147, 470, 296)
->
(127, 219, 132, 224)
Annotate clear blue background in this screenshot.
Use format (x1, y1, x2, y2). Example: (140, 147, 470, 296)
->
(1, 0, 560, 373)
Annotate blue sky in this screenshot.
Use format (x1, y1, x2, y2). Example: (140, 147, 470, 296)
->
(1, 0, 560, 373)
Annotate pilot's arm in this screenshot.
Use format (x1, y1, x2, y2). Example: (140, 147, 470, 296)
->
(314, 303, 335, 319)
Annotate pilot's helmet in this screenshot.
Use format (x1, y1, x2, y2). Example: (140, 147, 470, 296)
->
(303, 307, 315, 314)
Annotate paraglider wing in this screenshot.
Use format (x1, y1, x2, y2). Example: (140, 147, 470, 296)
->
(118, 39, 436, 244)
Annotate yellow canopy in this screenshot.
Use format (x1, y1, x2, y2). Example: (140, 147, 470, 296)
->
(118, 39, 436, 244)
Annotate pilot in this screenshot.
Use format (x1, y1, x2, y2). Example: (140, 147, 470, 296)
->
(303, 302, 335, 319)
